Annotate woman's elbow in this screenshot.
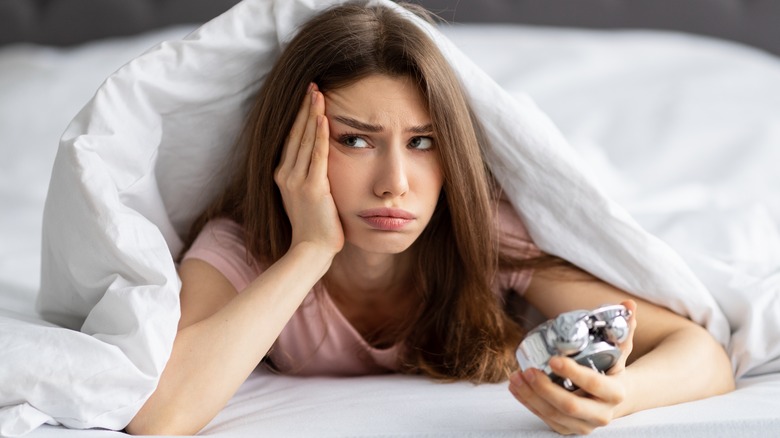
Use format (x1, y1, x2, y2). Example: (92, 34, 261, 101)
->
(124, 419, 156, 436)
(693, 324, 736, 394)
(125, 417, 172, 436)
(125, 407, 202, 436)
(125, 422, 198, 436)
(124, 416, 156, 436)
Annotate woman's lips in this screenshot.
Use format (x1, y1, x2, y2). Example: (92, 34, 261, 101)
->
(358, 208, 415, 231)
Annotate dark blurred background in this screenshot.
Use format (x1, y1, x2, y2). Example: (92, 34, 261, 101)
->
(1, 0, 779, 57)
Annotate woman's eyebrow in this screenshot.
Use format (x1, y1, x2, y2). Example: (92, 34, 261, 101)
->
(408, 123, 433, 134)
(333, 115, 382, 132)
(332, 115, 432, 134)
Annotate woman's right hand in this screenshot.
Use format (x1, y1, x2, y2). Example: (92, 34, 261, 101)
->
(274, 83, 344, 258)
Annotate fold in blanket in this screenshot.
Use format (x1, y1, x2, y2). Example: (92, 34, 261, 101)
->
(0, 0, 738, 434)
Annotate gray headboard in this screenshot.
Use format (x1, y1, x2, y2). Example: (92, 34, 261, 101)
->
(0, 0, 241, 46)
(1, 0, 778, 57)
(420, 0, 780, 57)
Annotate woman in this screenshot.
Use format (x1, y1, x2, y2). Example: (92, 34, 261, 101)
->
(126, 2, 734, 435)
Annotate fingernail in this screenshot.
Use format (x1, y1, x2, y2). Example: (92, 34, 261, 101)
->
(523, 369, 536, 384)
(307, 83, 315, 93)
(509, 371, 523, 386)
(549, 357, 562, 371)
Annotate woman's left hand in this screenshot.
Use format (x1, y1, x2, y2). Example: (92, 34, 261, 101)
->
(508, 300, 637, 435)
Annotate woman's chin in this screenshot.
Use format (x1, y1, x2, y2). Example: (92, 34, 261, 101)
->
(342, 231, 419, 256)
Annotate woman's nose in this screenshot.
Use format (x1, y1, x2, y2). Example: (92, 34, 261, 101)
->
(373, 147, 409, 198)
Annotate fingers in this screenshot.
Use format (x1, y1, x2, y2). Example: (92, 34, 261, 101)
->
(277, 83, 322, 180)
(278, 84, 315, 175)
(549, 357, 625, 405)
(509, 369, 612, 435)
(612, 299, 637, 373)
(308, 115, 330, 181)
(292, 90, 325, 178)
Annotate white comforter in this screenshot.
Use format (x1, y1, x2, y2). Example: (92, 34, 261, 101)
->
(0, 0, 778, 435)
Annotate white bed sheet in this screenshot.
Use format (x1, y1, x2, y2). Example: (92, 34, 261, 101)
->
(16, 371, 780, 438)
(1, 22, 779, 438)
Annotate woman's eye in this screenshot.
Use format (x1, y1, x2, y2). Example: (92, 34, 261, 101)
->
(341, 135, 369, 149)
(409, 136, 433, 151)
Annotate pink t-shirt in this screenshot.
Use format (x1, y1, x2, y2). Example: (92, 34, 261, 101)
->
(182, 198, 539, 376)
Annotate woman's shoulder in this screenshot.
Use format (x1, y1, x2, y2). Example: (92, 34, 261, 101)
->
(493, 194, 542, 296)
(181, 217, 261, 292)
(197, 217, 245, 243)
(184, 217, 248, 260)
(494, 194, 535, 247)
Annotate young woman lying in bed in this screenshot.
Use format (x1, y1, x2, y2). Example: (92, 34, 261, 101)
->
(126, 2, 734, 435)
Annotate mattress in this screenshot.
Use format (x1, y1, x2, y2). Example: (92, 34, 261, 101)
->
(1, 20, 779, 438)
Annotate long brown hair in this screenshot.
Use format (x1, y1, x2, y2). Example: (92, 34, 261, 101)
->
(188, 1, 555, 383)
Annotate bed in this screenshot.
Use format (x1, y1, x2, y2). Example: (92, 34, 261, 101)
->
(1, 0, 779, 437)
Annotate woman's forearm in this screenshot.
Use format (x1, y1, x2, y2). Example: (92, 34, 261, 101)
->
(618, 324, 734, 417)
(125, 243, 334, 435)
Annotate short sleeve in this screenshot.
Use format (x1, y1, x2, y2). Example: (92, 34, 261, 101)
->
(181, 218, 261, 292)
(493, 197, 542, 297)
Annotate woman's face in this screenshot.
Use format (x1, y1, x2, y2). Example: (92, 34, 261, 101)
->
(324, 74, 444, 255)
